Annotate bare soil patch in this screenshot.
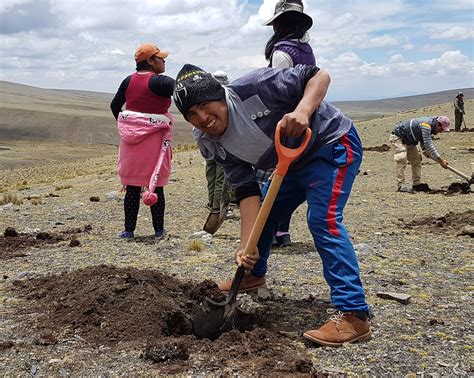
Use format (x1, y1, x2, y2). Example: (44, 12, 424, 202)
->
(403, 210, 473, 236)
(426, 181, 472, 195)
(363, 143, 390, 152)
(7, 265, 324, 375)
(0, 226, 91, 260)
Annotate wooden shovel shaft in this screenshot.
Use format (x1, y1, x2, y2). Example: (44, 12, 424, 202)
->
(446, 165, 471, 182)
(242, 173, 284, 258)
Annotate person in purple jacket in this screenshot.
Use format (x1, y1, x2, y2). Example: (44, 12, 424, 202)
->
(173, 63, 372, 347)
(256, 0, 316, 247)
(264, 0, 315, 69)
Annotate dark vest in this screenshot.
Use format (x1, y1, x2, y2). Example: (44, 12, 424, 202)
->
(273, 40, 316, 66)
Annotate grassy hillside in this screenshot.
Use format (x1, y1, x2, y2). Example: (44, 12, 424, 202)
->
(0, 81, 193, 146)
(1, 80, 472, 145)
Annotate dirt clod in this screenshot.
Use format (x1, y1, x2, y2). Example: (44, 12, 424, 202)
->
(4, 227, 18, 237)
(69, 239, 81, 247)
(144, 340, 190, 363)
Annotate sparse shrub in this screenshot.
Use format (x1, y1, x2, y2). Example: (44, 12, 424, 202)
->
(30, 196, 42, 205)
(55, 184, 73, 191)
(2, 192, 23, 205)
(188, 240, 204, 252)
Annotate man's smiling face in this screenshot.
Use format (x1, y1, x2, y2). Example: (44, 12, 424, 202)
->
(186, 100, 228, 136)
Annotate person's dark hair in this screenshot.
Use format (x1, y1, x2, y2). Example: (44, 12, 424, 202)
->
(136, 59, 153, 71)
(265, 12, 312, 61)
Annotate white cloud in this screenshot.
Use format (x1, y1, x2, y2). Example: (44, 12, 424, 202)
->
(435, 26, 474, 41)
(78, 31, 97, 43)
(1, 0, 473, 99)
(368, 34, 399, 47)
(389, 54, 404, 63)
(422, 43, 453, 53)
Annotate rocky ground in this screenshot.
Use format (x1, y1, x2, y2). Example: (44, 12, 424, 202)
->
(0, 101, 473, 375)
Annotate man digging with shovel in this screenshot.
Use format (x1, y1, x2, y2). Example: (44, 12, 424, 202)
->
(389, 116, 450, 193)
(173, 64, 371, 346)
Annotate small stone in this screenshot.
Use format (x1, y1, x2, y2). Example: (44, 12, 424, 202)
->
(90, 196, 100, 202)
(30, 363, 38, 376)
(190, 231, 210, 239)
(376, 291, 411, 304)
(354, 243, 371, 256)
(458, 225, 474, 237)
(257, 287, 272, 300)
(105, 191, 121, 201)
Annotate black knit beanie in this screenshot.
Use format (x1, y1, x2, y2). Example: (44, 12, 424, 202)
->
(173, 64, 225, 119)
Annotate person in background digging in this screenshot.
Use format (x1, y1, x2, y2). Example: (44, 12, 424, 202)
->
(110, 43, 174, 239)
(454, 92, 465, 132)
(389, 116, 450, 193)
(173, 63, 371, 347)
(255, 0, 316, 247)
(203, 71, 237, 229)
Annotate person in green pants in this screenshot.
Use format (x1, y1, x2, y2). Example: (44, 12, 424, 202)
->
(202, 71, 237, 233)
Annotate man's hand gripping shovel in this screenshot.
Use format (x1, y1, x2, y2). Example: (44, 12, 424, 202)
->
(193, 125, 312, 340)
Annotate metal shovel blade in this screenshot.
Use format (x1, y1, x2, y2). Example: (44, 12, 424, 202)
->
(193, 266, 245, 340)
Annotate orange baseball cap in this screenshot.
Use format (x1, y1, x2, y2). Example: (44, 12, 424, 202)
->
(134, 43, 169, 63)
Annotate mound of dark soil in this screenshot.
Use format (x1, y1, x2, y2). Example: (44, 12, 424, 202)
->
(363, 144, 390, 152)
(0, 226, 92, 260)
(11, 265, 324, 375)
(404, 210, 473, 236)
(445, 182, 472, 194)
(422, 182, 472, 195)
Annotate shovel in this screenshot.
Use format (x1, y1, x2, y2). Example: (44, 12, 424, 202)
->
(445, 164, 473, 184)
(431, 157, 474, 184)
(193, 125, 312, 340)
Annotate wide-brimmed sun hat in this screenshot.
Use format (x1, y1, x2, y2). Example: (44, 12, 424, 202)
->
(263, 0, 313, 28)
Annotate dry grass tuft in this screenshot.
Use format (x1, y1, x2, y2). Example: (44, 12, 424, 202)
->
(187, 240, 204, 252)
(1, 192, 23, 205)
(30, 196, 42, 205)
(55, 184, 73, 191)
(174, 144, 198, 152)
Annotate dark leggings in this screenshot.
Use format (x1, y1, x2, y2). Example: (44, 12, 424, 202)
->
(124, 185, 165, 232)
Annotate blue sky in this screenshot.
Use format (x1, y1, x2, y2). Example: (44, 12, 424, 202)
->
(0, 0, 473, 100)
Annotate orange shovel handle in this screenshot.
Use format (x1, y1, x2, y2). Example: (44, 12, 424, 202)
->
(274, 124, 312, 176)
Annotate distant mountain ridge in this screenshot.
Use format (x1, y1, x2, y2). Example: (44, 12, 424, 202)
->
(1, 80, 472, 145)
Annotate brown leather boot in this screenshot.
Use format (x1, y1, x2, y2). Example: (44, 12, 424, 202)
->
(303, 310, 371, 347)
(218, 272, 266, 294)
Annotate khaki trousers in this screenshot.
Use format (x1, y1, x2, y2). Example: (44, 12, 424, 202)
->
(389, 134, 422, 187)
